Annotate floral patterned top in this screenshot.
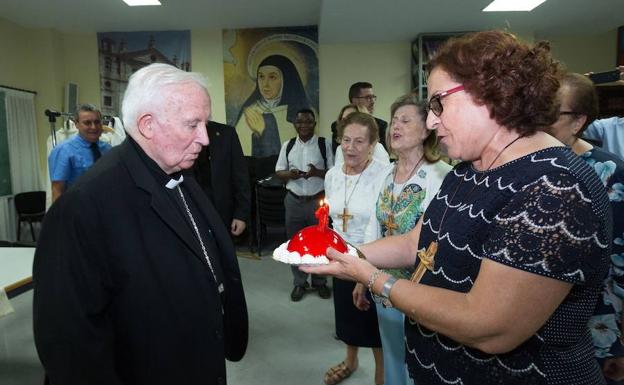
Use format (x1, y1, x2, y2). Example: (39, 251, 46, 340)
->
(583, 147, 624, 359)
(407, 147, 612, 385)
(364, 161, 451, 279)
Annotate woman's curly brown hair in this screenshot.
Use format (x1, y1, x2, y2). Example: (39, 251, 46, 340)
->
(428, 30, 563, 136)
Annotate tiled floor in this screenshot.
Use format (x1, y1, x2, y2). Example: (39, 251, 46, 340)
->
(0, 252, 380, 385)
(0, 290, 43, 385)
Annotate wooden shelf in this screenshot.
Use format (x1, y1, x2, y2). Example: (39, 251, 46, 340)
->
(596, 82, 624, 118)
(410, 32, 470, 101)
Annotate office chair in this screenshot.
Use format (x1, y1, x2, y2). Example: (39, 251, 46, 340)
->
(255, 177, 286, 256)
(14, 191, 46, 242)
(247, 155, 279, 253)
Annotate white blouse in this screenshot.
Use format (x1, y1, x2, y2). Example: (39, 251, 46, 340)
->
(324, 158, 387, 245)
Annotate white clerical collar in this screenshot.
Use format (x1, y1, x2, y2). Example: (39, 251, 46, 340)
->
(165, 174, 184, 189)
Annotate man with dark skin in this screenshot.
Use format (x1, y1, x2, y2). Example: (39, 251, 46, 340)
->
(276, 110, 326, 181)
(275, 109, 334, 301)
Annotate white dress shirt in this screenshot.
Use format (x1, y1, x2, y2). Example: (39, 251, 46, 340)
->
(275, 135, 334, 196)
(324, 158, 387, 244)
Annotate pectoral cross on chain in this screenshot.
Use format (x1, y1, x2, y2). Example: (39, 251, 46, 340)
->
(384, 213, 399, 236)
(410, 241, 437, 283)
(338, 207, 354, 232)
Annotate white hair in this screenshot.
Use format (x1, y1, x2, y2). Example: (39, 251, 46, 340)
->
(121, 63, 209, 135)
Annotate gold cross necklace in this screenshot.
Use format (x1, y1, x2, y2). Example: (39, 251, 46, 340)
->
(338, 158, 370, 232)
(383, 154, 425, 235)
(410, 134, 525, 284)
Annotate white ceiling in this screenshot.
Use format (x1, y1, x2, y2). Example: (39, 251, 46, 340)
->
(1, 0, 622, 42)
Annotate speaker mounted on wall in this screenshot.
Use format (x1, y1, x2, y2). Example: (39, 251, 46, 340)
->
(64, 82, 78, 115)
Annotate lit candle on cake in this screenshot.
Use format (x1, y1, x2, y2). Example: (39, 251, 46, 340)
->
(273, 197, 353, 265)
(315, 198, 329, 231)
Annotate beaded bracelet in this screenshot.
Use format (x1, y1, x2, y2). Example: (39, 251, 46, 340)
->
(367, 270, 383, 294)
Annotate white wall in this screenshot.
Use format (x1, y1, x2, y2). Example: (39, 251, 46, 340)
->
(191, 29, 227, 123)
(542, 29, 618, 74)
(318, 42, 410, 138)
(0, 17, 620, 175)
(191, 36, 412, 140)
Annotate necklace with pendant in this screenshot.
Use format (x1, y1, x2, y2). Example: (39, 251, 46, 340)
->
(383, 154, 424, 236)
(410, 134, 525, 284)
(338, 158, 370, 232)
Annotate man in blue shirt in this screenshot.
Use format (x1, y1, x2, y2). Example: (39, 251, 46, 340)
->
(48, 104, 112, 202)
(582, 66, 624, 160)
(584, 116, 624, 160)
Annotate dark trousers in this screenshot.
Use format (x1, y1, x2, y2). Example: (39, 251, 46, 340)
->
(284, 192, 327, 287)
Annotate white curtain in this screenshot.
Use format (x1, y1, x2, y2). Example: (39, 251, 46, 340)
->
(0, 88, 42, 242)
(0, 197, 14, 242)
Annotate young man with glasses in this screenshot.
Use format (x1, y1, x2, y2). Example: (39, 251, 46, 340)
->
(275, 108, 334, 301)
(48, 103, 112, 202)
(331, 82, 388, 154)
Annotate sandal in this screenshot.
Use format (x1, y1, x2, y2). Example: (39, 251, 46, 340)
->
(324, 361, 355, 385)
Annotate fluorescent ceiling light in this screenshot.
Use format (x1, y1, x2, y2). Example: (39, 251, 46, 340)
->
(483, 0, 546, 12)
(122, 0, 161, 6)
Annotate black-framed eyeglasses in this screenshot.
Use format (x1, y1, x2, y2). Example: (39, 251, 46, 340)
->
(354, 95, 377, 101)
(427, 85, 465, 117)
(559, 111, 578, 116)
(294, 119, 315, 125)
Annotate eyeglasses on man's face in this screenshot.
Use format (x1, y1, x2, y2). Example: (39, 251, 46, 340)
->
(294, 119, 315, 125)
(428, 85, 465, 117)
(354, 95, 377, 102)
(79, 119, 102, 126)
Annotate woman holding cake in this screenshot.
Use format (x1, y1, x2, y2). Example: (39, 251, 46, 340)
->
(302, 30, 612, 385)
(358, 95, 451, 385)
(323, 111, 387, 385)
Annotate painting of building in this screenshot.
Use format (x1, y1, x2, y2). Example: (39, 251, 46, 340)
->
(97, 30, 191, 117)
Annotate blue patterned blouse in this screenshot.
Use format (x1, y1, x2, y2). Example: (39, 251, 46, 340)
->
(582, 147, 624, 360)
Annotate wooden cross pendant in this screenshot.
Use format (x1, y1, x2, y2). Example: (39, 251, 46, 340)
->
(384, 213, 399, 236)
(410, 241, 437, 283)
(338, 207, 354, 232)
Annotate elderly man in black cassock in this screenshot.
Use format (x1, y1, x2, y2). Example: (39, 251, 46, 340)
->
(33, 63, 248, 385)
